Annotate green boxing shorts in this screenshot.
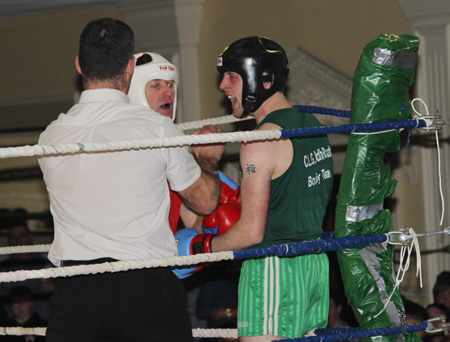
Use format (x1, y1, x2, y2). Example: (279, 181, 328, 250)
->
(237, 253, 329, 338)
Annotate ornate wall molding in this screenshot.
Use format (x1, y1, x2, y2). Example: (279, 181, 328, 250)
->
(286, 46, 352, 174)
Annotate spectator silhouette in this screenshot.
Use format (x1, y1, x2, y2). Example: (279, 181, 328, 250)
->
(426, 302, 449, 342)
(403, 297, 428, 340)
(4, 285, 47, 341)
(328, 289, 360, 342)
(433, 271, 450, 310)
(0, 208, 53, 320)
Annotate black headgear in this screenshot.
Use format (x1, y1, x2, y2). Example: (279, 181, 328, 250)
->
(217, 36, 289, 117)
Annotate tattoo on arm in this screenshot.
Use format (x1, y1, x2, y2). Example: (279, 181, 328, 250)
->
(246, 164, 256, 175)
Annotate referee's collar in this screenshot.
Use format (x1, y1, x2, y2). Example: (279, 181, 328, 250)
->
(78, 88, 129, 104)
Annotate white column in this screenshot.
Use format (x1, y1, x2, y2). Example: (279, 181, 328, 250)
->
(397, 0, 450, 303)
(173, 0, 204, 123)
(120, 0, 204, 124)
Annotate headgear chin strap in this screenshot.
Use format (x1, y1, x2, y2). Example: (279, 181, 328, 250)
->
(128, 52, 178, 121)
(217, 36, 289, 118)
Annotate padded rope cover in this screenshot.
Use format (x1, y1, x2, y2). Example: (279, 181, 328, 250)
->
(334, 34, 420, 342)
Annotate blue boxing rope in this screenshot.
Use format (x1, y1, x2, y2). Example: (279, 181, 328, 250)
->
(233, 234, 387, 260)
(278, 321, 429, 342)
(315, 322, 428, 336)
(294, 105, 351, 118)
(280, 118, 427, 138)
(175, 104, 353, 131)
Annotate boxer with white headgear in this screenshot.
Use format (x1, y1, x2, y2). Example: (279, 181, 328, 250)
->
(128, 52, 178, 121)
(129, 52, 202, 238)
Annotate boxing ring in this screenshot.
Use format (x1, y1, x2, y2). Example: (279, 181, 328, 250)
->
(0, 104, 448, 340)
(1, 33, 450, 340)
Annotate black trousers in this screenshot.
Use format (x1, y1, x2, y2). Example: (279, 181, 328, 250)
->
(46, 264, 193, 342)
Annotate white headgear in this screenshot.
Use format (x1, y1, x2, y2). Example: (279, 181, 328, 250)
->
(128, 52, 178, 121)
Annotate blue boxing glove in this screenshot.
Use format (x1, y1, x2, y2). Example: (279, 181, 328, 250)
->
(172, 228, 214, 279)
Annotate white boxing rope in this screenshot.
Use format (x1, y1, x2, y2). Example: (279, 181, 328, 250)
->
(0, 251, 234, 283)
(192, 328, 238, 339)
(0, 129, 281, 160)
(0, 327, 47, 337)
(0, 326, 238, 339)
(175, 114, 253, 131)
(0, 244, 51, 255)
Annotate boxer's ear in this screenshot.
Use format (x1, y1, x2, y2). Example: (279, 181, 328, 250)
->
(75, 56, 82, 75)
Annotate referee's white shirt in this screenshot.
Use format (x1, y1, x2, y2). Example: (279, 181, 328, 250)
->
(38, 89, 201, 266)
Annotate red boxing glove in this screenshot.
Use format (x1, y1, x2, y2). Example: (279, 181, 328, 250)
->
(202, 203, 241, 235)
(190, 233, 214, 254)
(168, 186, 182, 234)
(218, 171, 241, 206)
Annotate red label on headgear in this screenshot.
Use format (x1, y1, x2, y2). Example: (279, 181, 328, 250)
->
(159, 65, 175, 71)
(217, 57, 223, 66)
